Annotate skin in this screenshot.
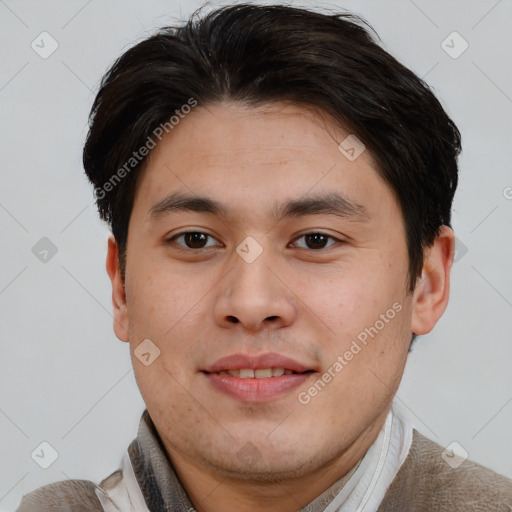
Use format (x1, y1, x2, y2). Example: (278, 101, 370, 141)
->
(106, 101, 454, 512)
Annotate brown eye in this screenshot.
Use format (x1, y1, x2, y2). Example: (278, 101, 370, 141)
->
(168, 231, 220, 249)
(305, 233, 329, 249)
(293, 233, 339, 250)
(184, 232, 208, 248)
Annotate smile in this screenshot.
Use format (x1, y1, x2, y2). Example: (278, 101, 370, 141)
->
(214, 368, 306, 378)
(201, 353, 317, 402)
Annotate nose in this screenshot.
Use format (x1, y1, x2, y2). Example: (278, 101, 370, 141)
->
(213, 247, 298, 333)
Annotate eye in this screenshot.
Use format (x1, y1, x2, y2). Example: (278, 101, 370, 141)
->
(167, 231, 222, 249)
(291, 232, 341, 250)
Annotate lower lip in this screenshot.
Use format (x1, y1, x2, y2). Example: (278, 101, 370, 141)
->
(203, 372, 314, 402)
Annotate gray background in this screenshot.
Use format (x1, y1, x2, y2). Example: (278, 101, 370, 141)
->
(1, 0, 511, 509)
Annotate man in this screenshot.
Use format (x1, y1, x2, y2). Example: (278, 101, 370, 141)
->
(17, 3, 512, 511)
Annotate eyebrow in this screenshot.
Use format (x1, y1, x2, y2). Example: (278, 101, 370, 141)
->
(148, 191, 370, 221)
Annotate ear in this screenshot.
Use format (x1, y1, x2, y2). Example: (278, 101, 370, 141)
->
(411, 225, 455, 335)
(106, 234, 130, 342)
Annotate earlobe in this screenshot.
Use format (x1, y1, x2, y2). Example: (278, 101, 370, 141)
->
(106, 234, 130, 342)
(411, 226, 455, 335)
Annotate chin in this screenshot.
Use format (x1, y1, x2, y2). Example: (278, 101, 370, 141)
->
(200, 445, 325, 483)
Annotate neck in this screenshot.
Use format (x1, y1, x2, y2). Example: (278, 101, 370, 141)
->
(163, 409, 389, 512)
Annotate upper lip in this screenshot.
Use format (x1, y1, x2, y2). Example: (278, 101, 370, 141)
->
(202, 352, 316, 373)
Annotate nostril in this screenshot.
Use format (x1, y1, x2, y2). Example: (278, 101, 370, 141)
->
(227, 316, 239, 323)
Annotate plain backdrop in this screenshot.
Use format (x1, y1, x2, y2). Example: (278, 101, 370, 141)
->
(1, 0, 511, 510)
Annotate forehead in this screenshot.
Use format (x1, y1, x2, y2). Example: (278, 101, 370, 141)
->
(145, 101, 368, 170)
(132, 101, 396, 223)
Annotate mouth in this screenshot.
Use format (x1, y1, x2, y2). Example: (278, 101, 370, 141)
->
(204, 368, 314, 378)
(201, 353, 317, 402)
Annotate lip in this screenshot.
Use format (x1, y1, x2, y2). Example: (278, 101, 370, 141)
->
(202, 352, 314, 373)
(204, 373, 314, 402)
(201, 352, 317, 403)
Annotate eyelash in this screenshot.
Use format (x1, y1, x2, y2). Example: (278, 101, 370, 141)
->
(166, 231, 344, 251)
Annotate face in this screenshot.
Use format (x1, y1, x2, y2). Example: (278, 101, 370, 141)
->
(107, 101, 449, 483)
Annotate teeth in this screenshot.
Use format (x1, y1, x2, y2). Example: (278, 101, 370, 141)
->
(219, 368, 292, 378)
(255, 368, 273, 379)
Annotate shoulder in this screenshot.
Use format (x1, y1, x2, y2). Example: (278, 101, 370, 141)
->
(16, 479, 104, 512)
(379, 429, 512, 512)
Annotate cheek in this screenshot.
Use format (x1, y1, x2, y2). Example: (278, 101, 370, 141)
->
(313, 271, 401, 336)
(126, 255, 198, 333)
(313, 267, 410, 385)
(341, 293, 411, 396)
(125, 264, 215, 379)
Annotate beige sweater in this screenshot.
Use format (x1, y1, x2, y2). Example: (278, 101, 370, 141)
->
(17, 410, 512, 511)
